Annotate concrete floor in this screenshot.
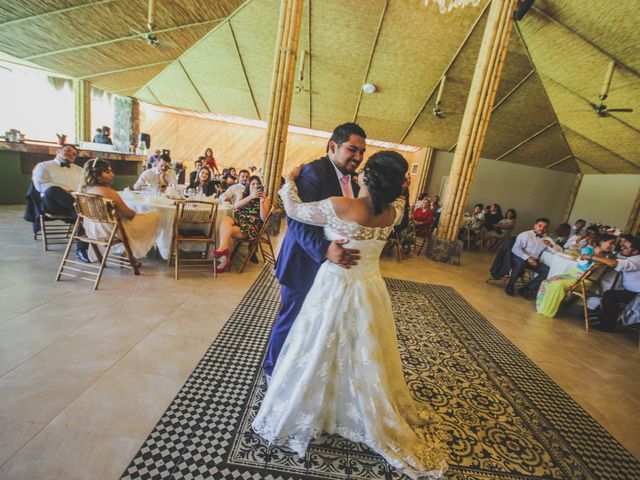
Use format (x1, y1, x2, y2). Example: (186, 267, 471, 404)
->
(0, 205, 638, 479)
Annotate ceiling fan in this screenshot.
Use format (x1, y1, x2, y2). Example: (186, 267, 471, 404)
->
(589, 61, 634, 117)
(432, 75, 446, 118)
(131, 0, 178, 48)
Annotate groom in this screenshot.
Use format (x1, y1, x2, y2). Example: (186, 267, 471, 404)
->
(263, 123, 367, 378)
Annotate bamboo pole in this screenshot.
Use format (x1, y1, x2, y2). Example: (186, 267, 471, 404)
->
(262, 0, 304, 205)
(74, 79, 91, 143)
(415, 147, 434, 205)
(561, 173, 583, 224)
(437, 0, 518, 242)
(625, 188, 640, 234)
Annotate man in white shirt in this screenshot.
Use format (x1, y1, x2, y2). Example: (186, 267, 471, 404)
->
(133, 154, 176, 190)
(570, 218, 586, 237)
(219, 169, 250, 205)
(590, 236, 640, 332)
(506, 217, 553, 298)
(31, 144, 90, 262)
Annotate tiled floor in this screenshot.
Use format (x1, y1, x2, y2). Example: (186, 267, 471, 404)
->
(0, 205, 638, 479)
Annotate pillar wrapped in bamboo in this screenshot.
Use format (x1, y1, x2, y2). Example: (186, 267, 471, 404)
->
(437, 0, 518, 243)
(262, 0, 304, 205)
(561, 173, 583, 224)
(74, 79, 91, 143)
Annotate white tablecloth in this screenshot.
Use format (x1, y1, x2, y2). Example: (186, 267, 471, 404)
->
(540, 250, 618, 308)
(121, 192, 233, 260)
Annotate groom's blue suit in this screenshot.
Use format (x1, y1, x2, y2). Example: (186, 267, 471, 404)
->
(264, 156, 359, 376)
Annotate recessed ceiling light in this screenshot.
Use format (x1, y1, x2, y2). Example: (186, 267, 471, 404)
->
(362, 83, 377, 94)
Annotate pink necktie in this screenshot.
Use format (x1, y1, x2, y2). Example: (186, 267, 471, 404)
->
(340, 175, 352, 198)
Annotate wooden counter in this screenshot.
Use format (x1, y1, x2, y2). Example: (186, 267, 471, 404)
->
(0, 141, 145, 204)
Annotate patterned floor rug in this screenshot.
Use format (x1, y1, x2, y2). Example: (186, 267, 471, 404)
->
(121, 268, 639, 480)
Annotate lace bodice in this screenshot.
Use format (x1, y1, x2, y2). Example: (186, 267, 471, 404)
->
(279, 181, 405, 241)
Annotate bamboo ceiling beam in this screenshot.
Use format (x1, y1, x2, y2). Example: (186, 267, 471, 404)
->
(178, 60, 211, 113)
(573, 156, 605, 174)
(0, 0, 115, 28)
(78, 60, 172, 80)
(531, 6, 639, 78)
(352, 0, 388, 123)
(25, 19, 223, 60)
(495, 121, 557, 161)
(447, 68, 536, 151)
(544, 155, 573, 169)
(145, 86, 161, 104)
(399, 0, 490, 144)
(509, 23, 575, 157)
(228, 22, 260, 120)
(561, 125, 640, 172)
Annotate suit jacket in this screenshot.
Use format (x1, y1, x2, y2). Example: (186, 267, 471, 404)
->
(490, 236, 517, 279)
(23, 181, 43, 234)
(275, 156, 359, 292)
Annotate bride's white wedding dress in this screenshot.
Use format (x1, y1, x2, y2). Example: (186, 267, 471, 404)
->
(252, 182, 447, 480)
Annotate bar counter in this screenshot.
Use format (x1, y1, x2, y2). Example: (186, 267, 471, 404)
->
(0, 141, 145, 204)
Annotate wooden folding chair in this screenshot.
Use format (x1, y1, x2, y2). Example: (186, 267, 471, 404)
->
(384, 230, 403, 261)
(232, 208, 276, 273)
(36, 212, 75, 251)
(563, 263, 610, 332)
(415, 225, 433, 256)
(168, 200, 218, 280)
(56, 193, 139, 290)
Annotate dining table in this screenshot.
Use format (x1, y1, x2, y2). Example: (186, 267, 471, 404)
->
(121, 190, 234, 260)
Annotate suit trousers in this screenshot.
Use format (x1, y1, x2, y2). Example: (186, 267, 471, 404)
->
(599, 289, 636, 331)
(42, 187, 87, 251)
(507, 254, 549, 292)
(263, 285, 310, 377)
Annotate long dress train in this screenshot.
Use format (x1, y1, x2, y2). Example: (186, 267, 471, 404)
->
(252, 182, 447, 480)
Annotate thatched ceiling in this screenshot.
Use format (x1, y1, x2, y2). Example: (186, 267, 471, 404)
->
(0, 0, 638, 174)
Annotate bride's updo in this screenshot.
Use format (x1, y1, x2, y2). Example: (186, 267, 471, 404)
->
(362, 150, 408, 215)
(84, 158, 111, 186)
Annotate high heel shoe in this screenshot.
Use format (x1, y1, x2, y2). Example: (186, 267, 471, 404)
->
(213, 261, 231, 273)
(211, 248, 230, 258)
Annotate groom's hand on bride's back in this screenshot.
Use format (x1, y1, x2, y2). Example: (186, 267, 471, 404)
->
(326, 239, 360, 269)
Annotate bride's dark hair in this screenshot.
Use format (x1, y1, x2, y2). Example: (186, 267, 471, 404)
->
(362, 151, 408, 215)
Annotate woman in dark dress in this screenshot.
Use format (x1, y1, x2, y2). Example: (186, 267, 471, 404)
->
(212, 175, 271, 272)
(188, 166, 217, 196)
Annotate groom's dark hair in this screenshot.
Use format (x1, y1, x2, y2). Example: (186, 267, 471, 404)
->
(326, 123, 367, 153)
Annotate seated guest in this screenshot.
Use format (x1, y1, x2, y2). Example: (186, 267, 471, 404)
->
(134, 154, 177, 190)
(188, 166, 217, 196)
(173, 161, 185, 185)
(219, 169, 237, 192)
(212, 175, 271, 272)
(188, 157, 204, 185)
(536, 234, 616, 317)
(414, 198, 434, 237)
(93, 126, 112, 145)
(82, 159, 160, 261)
(203, 147, 221, 175)
(487, 208, 517, 240)
(590, 236, 640, 332)
(470, 203, 484, 232)
(506, 218, 553, 298)
(484, 203, 503, 233)
(615, 234, 635, 257)
(564, 225, 598, 251)
(431, 194, 442, 228)
(548, 223, 572, 250)
(31, 143, 90, 262)
(147, 149, 161, 170)
(570, 218, 586, 237)
(415, 192, 429, 209)
(219, 169, 250, 204)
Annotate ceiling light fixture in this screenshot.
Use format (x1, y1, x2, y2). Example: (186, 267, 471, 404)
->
(424, 0, 480, 13)
(362, 83, 377, 94)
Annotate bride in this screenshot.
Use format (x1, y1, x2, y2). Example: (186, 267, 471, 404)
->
(252, 151, 447, 479)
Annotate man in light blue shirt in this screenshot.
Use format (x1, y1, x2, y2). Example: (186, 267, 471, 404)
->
(506, 218, 552, 299)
